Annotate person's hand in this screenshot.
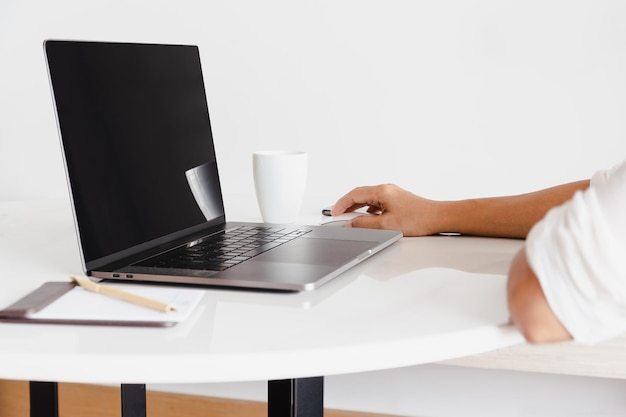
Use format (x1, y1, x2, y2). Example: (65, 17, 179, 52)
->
(330, 184, 445, 237)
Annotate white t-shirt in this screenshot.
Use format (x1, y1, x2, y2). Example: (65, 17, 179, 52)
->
(526, 160, 626, 344)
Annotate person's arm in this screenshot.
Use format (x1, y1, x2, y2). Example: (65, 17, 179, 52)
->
(513, 161, 626, 344)
(331, 180, 590, 238)
(506, 247, 572, 343)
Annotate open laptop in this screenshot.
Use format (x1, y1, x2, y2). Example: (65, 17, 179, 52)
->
(44, 40, 401, 292)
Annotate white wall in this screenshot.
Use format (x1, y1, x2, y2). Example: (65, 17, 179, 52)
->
(3, 1, 626, 415)
(1, 0, 625, 205)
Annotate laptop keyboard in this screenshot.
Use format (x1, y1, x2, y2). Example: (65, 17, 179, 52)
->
(135, 226, 312, 272)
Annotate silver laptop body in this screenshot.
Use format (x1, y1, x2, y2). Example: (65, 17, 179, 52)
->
(44, 40, 401, 291)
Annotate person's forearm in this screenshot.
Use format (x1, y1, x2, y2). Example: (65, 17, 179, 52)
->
(435, 180, 590, 238)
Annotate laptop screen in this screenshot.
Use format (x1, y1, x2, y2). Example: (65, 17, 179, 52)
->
(45, 41, 225, 267)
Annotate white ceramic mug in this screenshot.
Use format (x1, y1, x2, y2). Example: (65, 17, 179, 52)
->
(253, 150, 308, 223)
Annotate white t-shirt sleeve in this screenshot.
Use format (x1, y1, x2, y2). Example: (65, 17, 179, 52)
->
(526, 160, 626, 344)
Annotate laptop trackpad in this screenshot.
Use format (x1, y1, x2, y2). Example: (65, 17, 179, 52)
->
(253, 238, 377, 266)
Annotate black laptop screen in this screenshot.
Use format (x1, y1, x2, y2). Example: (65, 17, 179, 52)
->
(45, 41, 225, 266)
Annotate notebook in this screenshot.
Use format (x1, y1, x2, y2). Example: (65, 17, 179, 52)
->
(0, 282, 205, 327)
(44, 40, 402, 292)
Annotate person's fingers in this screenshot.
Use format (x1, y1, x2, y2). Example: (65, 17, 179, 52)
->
(366, 206, 383, 215)
(331, 203, 361, 216)
(347, 214, 385, 230)
(331, 187, 375, 216)
(330, 198, 351, 216)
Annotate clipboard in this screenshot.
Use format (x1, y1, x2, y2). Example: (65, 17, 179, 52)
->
(0, 282, 205, 327)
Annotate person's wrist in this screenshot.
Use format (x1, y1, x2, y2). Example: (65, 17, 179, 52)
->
(431, 200, 461, 235)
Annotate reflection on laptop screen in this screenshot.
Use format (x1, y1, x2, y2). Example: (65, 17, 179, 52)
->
(46, 41, 224, 265)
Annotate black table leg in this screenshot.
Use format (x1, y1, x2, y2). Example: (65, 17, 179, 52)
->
(121, 384, 146, 417)
(29, 381, 58, 417)
(268, 377, 324, 417)
(269, 379, 292, 417)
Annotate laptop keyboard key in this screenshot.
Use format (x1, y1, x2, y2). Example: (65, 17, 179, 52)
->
(135, 226, 311, 271)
